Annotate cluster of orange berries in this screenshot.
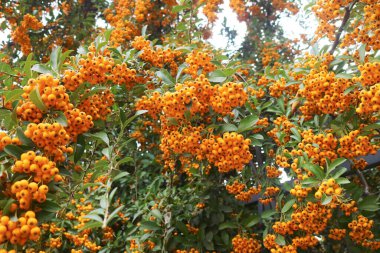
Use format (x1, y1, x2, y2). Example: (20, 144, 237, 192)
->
(263, 234, 297, 253)
(22, 74, 72, 112)
(111, 63, 138, 90)
(338, 130, 378, 159)
(0, 133, 21, 151)
(314, 178, 343, 199)
(353, 62, 380, 86)
(266, 166, 282, 178)
(11, 14, 43, 55)
(77, 51, 115, 86)
(0, 211, 40, 245)
(200, 133, 253, 173)
(272, 221, 298, 235)
(184, 51, 216, 78)
(226, 180, 262, 202)
(186, 224, 199, 234)
(356, 83, 380, 115)
(46, 237, 62, 248)
(348, 215, 380, 250)
(340, 201, 358, 216)
(229, 0, 249, 22)
(78, 89, 114, 120)
(328, 228, 346, 240)
(12, 151, 61, 183)
(262, 42, 281, 67)
(201, 0, 223, 23)
(210, 82, 247, 115)
(11, 180, 49, 209)
(299, 67, 356, 117)
(294, 130, 337, 165)
(175, 249, 199, 253)
(231, 234, 261, 253)
(340, 2, 380, 51)
(16, 101, 43, 123)
(132, 36, 181, 72)
(291, 235, 319, 250)
(291, 202, 332, 234)
(24, 123, 72, 162)
(268, 116, 295, 145)
(264, 186, 280, 197)
(290, 183, 312, 199)
(64, 233, 102, 251)
(64, 109, 94, 140)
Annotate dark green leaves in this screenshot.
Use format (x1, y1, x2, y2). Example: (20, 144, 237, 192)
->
(29, 88, 47, 112)
(237, 114, 259, 133)
(156, 69, 175, 85)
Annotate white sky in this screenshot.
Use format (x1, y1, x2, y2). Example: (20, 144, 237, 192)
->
(0, 1, 316, 52)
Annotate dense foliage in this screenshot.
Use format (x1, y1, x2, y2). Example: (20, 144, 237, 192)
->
(0, 0, 379, 252)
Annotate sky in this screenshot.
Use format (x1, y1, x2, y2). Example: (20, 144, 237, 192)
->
(0, 0, 317, 51)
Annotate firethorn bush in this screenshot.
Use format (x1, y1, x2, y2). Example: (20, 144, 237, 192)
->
(0, 0, 379, 252)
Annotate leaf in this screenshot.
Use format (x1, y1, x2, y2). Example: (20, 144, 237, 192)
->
(150, 209, 163, 222)
(220, 123, 238, 132)
(74, 135, 85, 163)
(275, 234, 286, 246)
(4, 145, 25, 158)
(112, 171, 130, 181)
(335, 73, 353, 79)
(301, 177, 319, 185)
(358, 195, 379, 212)
(5, 89, 24, 103)
(358, 43, 366, 63)
(176, 63, 187, 82)
(304, 163, 324, 179)
(50, 46, 61, 71)
(123, 110, 148, 127)
(332, 167, 347, 179)
(261, 210, 276, 219)
(140, 221, 161, 231)
(237, 114, 259, 133)
(79, 221, 102, 231)
(321, 195, 332, 205)
(326, 158, 347, 176)
(282, 199, 296, 213)
(106, 205, 125, 225)
(92, 132, 109, 146)
(290, 127, 301, 142)
(242, 215, 259, 228)
(16, 127, 35, 147)
(117, 157, 133, 166)
(208, 70, 227, 83)
(172, 5, 187, 13)
(29, 88, 47, 112)
(31, 64, 53, 75)
(54, 111, 68, 127)
(156, 69, 175, 85)
(218, 222, 238, 230)
(39, 200, 61, 212)
(335, 178, 350, 185)
(84, 214, 104, 223)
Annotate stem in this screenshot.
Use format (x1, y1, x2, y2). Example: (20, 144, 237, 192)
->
(329, 0, 359, 55)
(356, 169, 370, 196)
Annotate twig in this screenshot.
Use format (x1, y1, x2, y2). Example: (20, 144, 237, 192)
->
(329, 0, 359, 55)
(356, 169, 370, 196)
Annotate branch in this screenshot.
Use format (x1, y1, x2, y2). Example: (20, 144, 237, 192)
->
(329, 0, 358, 55)
(356, 169, 370, 196)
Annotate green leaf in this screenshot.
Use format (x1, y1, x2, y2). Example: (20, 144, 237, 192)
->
(150, 209, 163, 222)
(106, 205, 125, 225)
(335, 178, 350, 185)
(117, 157, 133, 167)
(282, 199, 296, 213)
(326, 158, 346, 176)
(5, 89, 24, 103)
(112, 171, 130, 181)
(218, 222, 238, 230)
(39, 200, 61, 212)
(237, 114, 259, 133)
(16, 127, 34, 147)
(335, 73, 353, 79)
(208, 70, 227, 83)
(301, 177, 319, 186)
(172, 5, 187, 13)
(321, 195, 332, 205)
(332, 167, 347, 179)
(31, 64, 53, 75)
(220, 123, 238, 132)
(156, 69, 175, 85)
(304, 163, 325, 179)
(358, 195, 379, 212)
(358, 43, 366, 63)
(85, 214, 104, 223)
(79, 221, 102, 231)
(92, 132, 109, 146)
(74, 135, 85, 163)
(4, 145, 25, 158)
(275, 234, 286, 246)
(242, 215, 260, 228)
(140, 221, 161, 231)
(54, 111, 68, 127)
(29, 88, 48, 112)
(290, 127, 301, 142)
(50, 46, 61, 71)
(261, 210, 276, 219)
